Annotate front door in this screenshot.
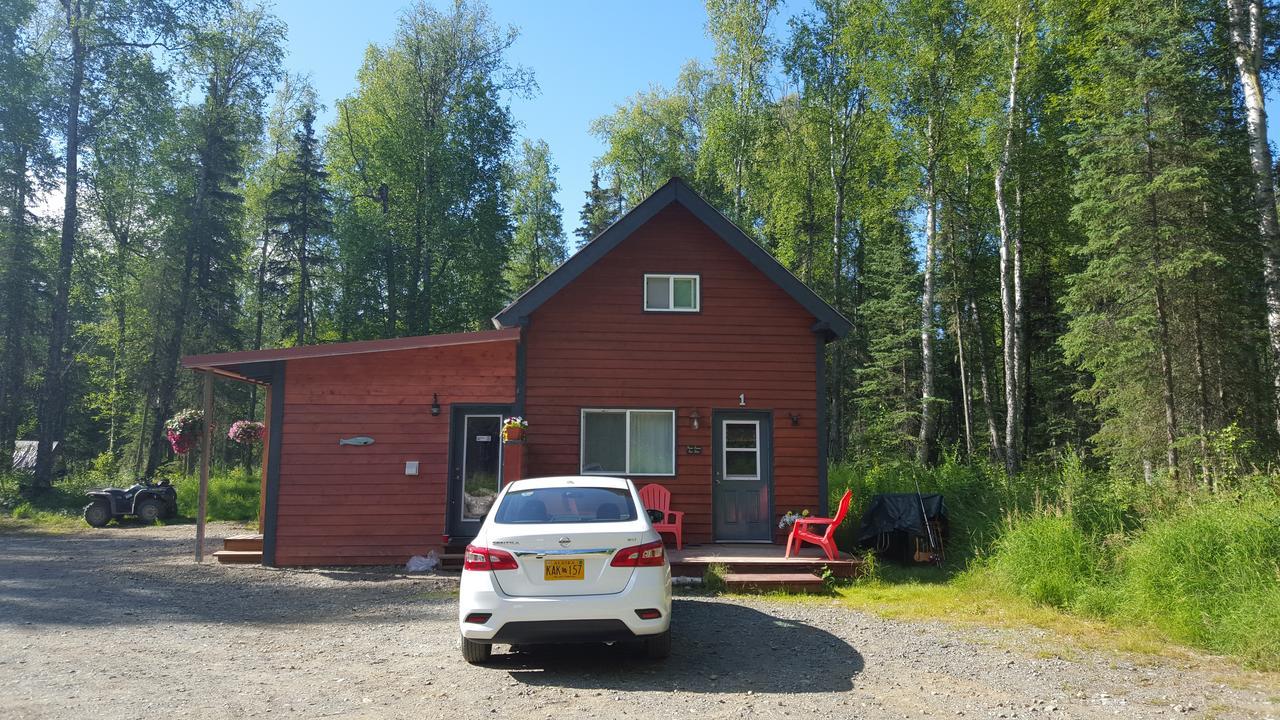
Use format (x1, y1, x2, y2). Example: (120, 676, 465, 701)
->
(446, 405, 510, 540)
(712, 410, 773, 542)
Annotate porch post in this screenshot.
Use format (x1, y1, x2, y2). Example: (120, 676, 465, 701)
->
(259, 384, 271, 532)
(196, 371, 213, 563)
(503, 439, 525, 482)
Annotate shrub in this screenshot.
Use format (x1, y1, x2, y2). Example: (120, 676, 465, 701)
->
(988, 513, 1102, 608)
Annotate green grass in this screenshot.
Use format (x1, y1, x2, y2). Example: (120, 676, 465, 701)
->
(1, 467, 260, 527)
(826, 455, 1280, 670)
(172, 469, 260, 523)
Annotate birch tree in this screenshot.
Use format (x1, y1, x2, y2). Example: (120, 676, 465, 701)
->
(1225, 0, 1280, 434)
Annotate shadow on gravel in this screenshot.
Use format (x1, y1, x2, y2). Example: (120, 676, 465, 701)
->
(491, 598, 863, 694)
(0, 529, 450, 627)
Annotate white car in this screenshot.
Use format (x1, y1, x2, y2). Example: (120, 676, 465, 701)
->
(457, 476, 672, 663)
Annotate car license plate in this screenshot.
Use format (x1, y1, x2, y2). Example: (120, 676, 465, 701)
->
(544, 558, 584, 581)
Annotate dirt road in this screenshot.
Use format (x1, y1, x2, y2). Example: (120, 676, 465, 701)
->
(0, 523, 1274, 719)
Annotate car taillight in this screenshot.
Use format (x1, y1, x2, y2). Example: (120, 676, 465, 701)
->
(611, 540, 666, 567)
(463, 545, 518, 571)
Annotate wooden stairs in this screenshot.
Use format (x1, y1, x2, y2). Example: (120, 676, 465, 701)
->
(213, 533, 263, 565)
(670, 544, 862, 594)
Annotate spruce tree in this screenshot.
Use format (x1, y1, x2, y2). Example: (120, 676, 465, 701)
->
(266, 105, 334, 346)
(574, 171, 619, 250)
(1063, 0, 1249, 480)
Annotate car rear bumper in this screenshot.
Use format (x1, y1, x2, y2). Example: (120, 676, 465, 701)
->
(458, 565, 671, 644)
(489, 619, 638, 644)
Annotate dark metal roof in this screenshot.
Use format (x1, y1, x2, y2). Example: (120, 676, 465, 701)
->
(182, 328, 521, 383)
(492, 177, 852, 341)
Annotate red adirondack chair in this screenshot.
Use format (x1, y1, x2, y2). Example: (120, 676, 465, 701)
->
(786, 489, 853, 561)
(638, 483, 684, 550)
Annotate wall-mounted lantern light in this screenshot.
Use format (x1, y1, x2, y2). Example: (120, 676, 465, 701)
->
(789, 413, 801, 426)
(690, 409, 700, 430)
(431, 393, 440, 416)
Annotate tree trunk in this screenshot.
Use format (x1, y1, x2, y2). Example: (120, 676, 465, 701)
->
(0, 148, 30, 473)
(830, 180, 845, 460)
(33, 1, 85, 491)
(918, 136, 938, 465)
(108, 231, 128, 460)
(969, 296, 1002, 458)
(995, 15, 1023, 474)
(1154, 279, 1180, 483)
(1191, 292, 1213, 489)
(1226, 0, 1280, 436)
(955, 295, 974, 456)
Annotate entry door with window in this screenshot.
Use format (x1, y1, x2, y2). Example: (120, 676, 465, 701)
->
(447, 405, 510, 539)
(712, 411, 773, 542)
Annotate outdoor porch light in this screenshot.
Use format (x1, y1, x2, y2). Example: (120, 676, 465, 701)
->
(790, 413, 801, 426)
(431, 393, 440, 416)
(690, 409, 700, 430)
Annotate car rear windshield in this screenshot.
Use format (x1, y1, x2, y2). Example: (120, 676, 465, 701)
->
(494, 486, 638, 524)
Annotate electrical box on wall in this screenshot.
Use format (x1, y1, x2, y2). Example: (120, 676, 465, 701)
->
(405, 461, 419, 476)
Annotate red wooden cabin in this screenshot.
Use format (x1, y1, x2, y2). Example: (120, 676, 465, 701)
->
(183, 179, 851, 566)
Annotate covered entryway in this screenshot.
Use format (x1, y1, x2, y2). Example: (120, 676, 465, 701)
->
(446, 404, 512, 540)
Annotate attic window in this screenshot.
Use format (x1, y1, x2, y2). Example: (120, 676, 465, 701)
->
(644, 274, 700, 312)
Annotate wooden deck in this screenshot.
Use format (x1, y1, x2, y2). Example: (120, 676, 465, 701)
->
(668, 543, 862, 580)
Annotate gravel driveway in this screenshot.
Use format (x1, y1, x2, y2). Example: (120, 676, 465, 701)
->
(0, 523, 1275, 720)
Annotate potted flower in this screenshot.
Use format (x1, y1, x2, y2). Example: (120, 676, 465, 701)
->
(501, 416, 528, 442)
(778, 509, 811, 530)
(164, 409, 204, 456)
(228, 420, 265, 445)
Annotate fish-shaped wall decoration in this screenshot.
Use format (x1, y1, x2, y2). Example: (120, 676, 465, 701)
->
(338, 436, 375, 446)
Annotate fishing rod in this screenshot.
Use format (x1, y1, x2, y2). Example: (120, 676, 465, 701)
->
(913, 473, 942, 567)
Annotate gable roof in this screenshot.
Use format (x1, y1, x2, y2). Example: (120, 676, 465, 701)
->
(492, 177, 852, 341)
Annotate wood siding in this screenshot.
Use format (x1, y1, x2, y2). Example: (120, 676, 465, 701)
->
(524, 204, 820, 544)
(273, 341, 516, 566)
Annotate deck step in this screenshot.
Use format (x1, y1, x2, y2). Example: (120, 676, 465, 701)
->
(223, 534, 263, 552)
(213, 550, 263, 565)
(671, 557, 860, 579)
(723, 572, 826, 594)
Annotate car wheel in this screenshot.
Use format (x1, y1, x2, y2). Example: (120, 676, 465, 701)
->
(642, 630, 671, 660)
(460, 634, 492, 664)
(83, 501, 112, 528)
(135, 498, 163, 524)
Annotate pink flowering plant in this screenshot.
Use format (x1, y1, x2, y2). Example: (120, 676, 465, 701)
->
(228, 420, 265, 445)
(164, 408, 204, 456)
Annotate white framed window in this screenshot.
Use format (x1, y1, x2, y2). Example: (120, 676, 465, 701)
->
(643, 274, 700, 312)
(722, 420, 760, 480)
(580, 409, 676, 476)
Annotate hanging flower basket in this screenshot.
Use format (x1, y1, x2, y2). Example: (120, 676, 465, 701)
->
(165, 409, 204, 456)
(228, 420, 265, 445)
(501, 416, 528, 442)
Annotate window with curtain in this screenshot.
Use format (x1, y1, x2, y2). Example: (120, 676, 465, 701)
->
(643, 274, 699, 312)
(581, 409, 675, 475)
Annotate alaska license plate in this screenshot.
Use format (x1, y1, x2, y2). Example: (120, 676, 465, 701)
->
(544, 558, 584, 581)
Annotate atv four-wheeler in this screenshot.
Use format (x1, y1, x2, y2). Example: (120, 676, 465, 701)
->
(83, 479, 178, 527)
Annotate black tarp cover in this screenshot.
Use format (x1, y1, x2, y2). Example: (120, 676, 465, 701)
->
(856, 493, 947, 545)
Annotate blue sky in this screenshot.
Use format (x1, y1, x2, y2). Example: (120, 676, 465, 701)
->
(275, 0, 725, 235)
(274, 0, 1280, 238)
